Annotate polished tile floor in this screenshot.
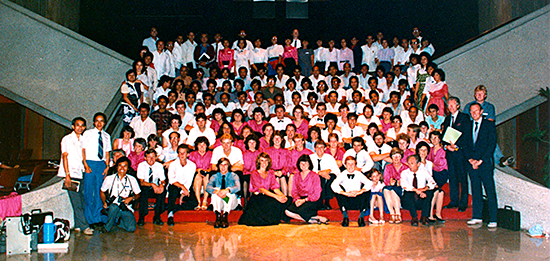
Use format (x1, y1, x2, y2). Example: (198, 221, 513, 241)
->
(3, 221, 549, 260)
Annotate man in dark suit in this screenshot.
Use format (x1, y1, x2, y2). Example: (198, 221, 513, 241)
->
(463, 103, 498, 228)
(441, 97, 470, 211)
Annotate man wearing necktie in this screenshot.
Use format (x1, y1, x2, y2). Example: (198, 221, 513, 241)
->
(136, 150, 166, 226)
(291, 29, 302, 49)
(82, 112, 111, 231)
(400, 155, 436, 226)
(441, 97, 470, 212)
(206, 158, 241, 228)
(309, 140, 340, 210)
(464, 103, 498, 228)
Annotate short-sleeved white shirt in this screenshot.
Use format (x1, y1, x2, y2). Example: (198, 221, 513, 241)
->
(168, 159, 196, 189)
(57, 132, 85, 179)
(136, 161, 165, 185)
(101, 174, 141, 206)
(210, 146, 243, 166)
(82, 128, 111, 162)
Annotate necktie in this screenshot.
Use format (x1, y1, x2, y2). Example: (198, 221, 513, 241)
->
(473, 121, 479, 143)
(451, 115, 455, 126)
(293, 39, 297, 47)
(378, 149, 382, 154)
(278, 119, 284, 123)
(351, 129, 354, 137)
(318, 159, 322, 171)
(148, 167, 153, 183)
(98, 132, 104, 160)
(413, 173, 418, 189)
(221, 175, 226, 190)
(347, 174, 355, 179)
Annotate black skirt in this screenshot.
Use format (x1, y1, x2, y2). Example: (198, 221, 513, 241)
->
(286, 200, 320, 222)
(238, 194, 291, 226)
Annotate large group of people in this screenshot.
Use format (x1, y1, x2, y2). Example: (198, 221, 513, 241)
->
(56, 27, 510, 234)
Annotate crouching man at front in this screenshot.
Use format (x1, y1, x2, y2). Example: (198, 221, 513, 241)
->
(206, 158, 241, 228)
(100, 157, 141, 232)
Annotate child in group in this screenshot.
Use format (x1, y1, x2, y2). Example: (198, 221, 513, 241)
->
(368, 168, 386, 224)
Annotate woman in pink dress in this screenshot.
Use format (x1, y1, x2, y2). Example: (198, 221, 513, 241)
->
(383, 147, 409, 224)
(242, 135, 261, 206)
(265, 131, 291, 195)
(426, 69, 449, 116)
(189, 137, 213, 210)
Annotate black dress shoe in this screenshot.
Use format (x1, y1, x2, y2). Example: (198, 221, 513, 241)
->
(235, 205, 243, 211)
(341, 217, 349, 227)
(221, 212, 229, 228)
(214, 211, 221, 228)
(411, 218, 419, 226)
(324, 203, 332, 210)
(167, 217, 174, 226)
(137, 219, 145, 226)
(153, 217, 164, 226)
(458, 206, 467, 212)
(444, 204, 458, 209)
(435, 216, 446, 223)
(420, 217, 429, 226)
(357, 217, 366, 227)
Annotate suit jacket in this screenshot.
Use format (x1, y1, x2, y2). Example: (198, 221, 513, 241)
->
(442, 111, 469, 150)
(463, 117, 497, 168)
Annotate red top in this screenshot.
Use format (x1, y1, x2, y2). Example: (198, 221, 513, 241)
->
(325, 147, 346, 162)
(265, 147, 290, 174)
(383, 163, 409, 186)
(291, 170, 321, 202)
(282, 46, 298, 62)
(218, 49, 235, 70)
(189, 150, 213, 170)
(293, 119, 310, 139)
(249, 169, 280, 193)
(243, 150, 261, 176)
(427, 146, 448, 172)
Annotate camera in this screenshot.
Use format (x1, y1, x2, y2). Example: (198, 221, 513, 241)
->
(200, 170, 208, 175)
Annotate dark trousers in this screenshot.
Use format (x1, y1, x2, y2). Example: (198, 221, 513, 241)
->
(447, 151, 469, 207)
(320, 174, 337, 201)
(469, 165, 498, 222)
(138, 186, 166, 220)
(401, 190, 434, 219)
(67, 178, 88, 230)
(167, 185, 198, 214)
(335, 192, 370, 212)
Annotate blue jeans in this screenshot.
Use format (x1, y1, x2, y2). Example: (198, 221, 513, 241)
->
(84, 160, 107, 225)
(104, 204, 136, 232)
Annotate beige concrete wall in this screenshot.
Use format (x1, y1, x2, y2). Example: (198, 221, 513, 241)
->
(436, 5, 550, 117)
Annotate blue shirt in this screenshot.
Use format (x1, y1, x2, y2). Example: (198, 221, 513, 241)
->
(206, 172, 241, 194)
(464, 101, 496, 121)
(426, 115, 445, 130)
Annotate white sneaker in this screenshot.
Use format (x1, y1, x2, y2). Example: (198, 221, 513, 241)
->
(467, 219, 483, 225)
(74, 228, 81, 233)
(83, 227, 94, 235)
(487, 222, 498, 228)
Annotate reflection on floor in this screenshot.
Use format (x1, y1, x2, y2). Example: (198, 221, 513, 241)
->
(3, 221, 549, 260)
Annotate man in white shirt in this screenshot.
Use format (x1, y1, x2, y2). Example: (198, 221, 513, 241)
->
(313, 40, 328, 74)
(309, 102, 328, 129)
(100, 157, 141, 232)
(172, 35, 185, 71)
(343, 137, 374, 173)
(232, 30, 254, 51)
(269, 105, 292, 131)
(341, 114, 365, 143)
(291, 29, 302, 49)
(274, 64, 290, 89)
(395, 39, 412, 66)
(130, 104, 157, 140)
(142, 27, 158, 53)
(308, 66, 326, 89)
(331, 156, 373, 227)
(309, 140, 341, 210)
(186, 114, 216, 148)
(58, 117, 93, 235)
(210, 134, 244, 172)
(368, 132, 392, 171)
(182, 32, 197, 69)
(165, 41, 177, 77)
(401, 106, 425, 129)
(361, 35, 379, 73)
(137, 150, 166, 226)
(166, 145, 197, 225)
(152, 40, 171, 80)
(82, 112, 111, 229)
(400, 154, 436, 226)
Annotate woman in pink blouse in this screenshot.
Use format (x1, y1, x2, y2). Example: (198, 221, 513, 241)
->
(246, 108, 268, 135)
(282, 39, 298, 76)
(427, 131, 448, 223)
(396, 133, 415, 165)
(259, 123, 274, 151)
(265, 131, 291, 195)
(292, 105, 309, 139)
(231, 109, 246, 136)
(238, 152, 291, 226)
(189, 137, 213, 210)
(242, 135, 261, 205)
(285, 155, 328, 224)
(383, 147, 409, 224)
(288, 134, 313, 177)
(235, 125, 254, 152)
(218, 39, 235, 72)
(325, 133, 345, 168)
(212, 121, 238, 148)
